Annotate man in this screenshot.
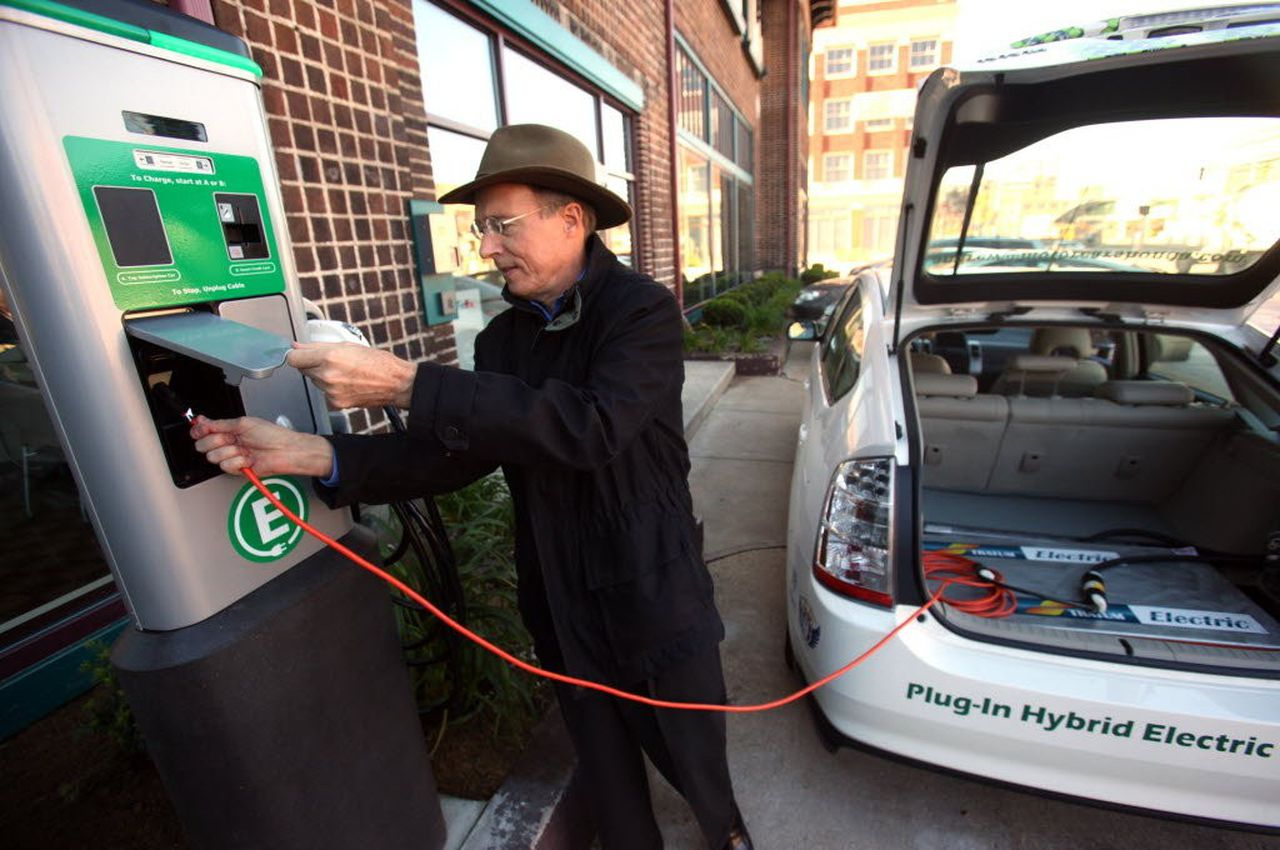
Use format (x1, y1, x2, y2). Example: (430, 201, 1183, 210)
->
(192, 124, 751, 850)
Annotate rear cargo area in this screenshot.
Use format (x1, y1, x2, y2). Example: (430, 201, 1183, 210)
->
(910, 327, 1280, 673)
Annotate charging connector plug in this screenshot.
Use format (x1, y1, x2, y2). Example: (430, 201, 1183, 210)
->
(1082, 569, 1108, 614)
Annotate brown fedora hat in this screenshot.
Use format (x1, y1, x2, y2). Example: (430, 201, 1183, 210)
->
(437, 124, 632, 230)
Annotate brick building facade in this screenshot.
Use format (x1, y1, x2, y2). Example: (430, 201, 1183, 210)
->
(204, 0, 818, 414)
(808, 0, 955, 270)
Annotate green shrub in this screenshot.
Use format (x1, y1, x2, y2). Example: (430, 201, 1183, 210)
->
(700, 298, 748, 329)
(80, 641, 145, 754)
(681, 271, 805, 354)
(684, 324, 737, 353)
(368, 473, 538, 739)
(800, 263, 840, 284)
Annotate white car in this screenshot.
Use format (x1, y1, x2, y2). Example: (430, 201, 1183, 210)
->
(785, 21, 1280, 830)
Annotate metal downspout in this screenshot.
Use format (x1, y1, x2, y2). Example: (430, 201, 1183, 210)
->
(666, 0, 683, 305)
(786, 0, 795, 275)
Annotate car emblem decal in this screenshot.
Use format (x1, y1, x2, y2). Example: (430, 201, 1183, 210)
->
(798, 596, 821, 648)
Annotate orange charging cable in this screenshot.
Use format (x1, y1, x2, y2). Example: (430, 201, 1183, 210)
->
(244, 468, 976, 713)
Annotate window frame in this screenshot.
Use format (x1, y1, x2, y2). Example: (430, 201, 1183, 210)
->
(824, 98, 854, 134)
(867, 42, 898, 75)
(909, 38, 939, 70)
(863, 148, 893, 180)
(823, 152, 851, 182)
(414, 2, 638, 263)
(673, 36, 756, 305)
(863, 117, 894, 133)
(825, 46, 856, 78)
(810, 209, 852, 256)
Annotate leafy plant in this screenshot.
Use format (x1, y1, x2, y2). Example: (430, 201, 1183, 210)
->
(79, 641, 144, 754)
(800, 263, 840, 284)
(682, 272, 803, 355)
(700, 298, 748, 330)
(366, 473, 540, 740)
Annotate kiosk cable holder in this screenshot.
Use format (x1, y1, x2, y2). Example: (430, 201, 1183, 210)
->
(237, 469, 1019, 714)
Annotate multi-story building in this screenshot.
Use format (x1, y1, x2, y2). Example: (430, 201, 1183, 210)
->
(808, 0, 956, 271)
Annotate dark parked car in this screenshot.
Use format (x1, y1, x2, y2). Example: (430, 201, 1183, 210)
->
(790, 259, 890, 326)
(789, 277, 854, 323)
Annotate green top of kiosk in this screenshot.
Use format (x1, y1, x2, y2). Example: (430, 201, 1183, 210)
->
(0, 0, 263, 78)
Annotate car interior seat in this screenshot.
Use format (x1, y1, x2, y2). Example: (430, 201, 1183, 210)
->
(991, 327, 1108, 396)
(909, 352, 951, 375)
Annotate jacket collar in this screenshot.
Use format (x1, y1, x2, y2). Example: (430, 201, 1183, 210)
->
(501, 234, 616, 332)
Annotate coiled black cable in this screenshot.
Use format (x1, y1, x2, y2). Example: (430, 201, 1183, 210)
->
(378, 405, 469, 712)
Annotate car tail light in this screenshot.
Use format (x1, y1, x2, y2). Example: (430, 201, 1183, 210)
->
(813, 458, 894, 607)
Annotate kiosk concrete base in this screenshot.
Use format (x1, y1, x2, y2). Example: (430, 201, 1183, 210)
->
(112, 526, 445, 850)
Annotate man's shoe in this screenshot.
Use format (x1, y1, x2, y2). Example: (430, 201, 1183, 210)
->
(723, 815, 753, 850)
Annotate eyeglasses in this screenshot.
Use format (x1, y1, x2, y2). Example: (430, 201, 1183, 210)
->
(469, 204, 553, 239)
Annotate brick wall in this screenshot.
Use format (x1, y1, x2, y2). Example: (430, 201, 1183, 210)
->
(758, 0, 810, 274)
(212, 0, 807, 346)
(212, 0, 453, 433)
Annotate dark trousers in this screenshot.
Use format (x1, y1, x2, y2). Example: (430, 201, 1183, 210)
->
(554, 644, 738, 850)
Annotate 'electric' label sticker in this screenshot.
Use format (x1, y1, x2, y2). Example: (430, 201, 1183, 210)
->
(1128, 606, 1268, 634)
(926, 542, 1119, 564)
(1016, 601, 1268, 633)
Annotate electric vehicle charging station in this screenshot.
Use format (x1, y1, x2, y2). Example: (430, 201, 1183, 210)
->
(0, 2, 445, 847)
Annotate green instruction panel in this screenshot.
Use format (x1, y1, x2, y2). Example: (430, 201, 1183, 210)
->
(64, 136, 285, 311)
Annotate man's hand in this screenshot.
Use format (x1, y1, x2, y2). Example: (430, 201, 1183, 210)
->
(190, 415, 335, 478)
(287, 342, 417, 410)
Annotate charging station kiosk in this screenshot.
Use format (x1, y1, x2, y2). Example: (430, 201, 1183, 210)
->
(0, 2, 445, 846)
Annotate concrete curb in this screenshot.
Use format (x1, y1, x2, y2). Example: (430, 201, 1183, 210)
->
(456, 711, 594, 850)
(456, 359, 740, 849)
(682, 359, 736, 442)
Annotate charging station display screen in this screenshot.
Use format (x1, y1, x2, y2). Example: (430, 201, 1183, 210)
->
(122, 110, 208, 143)
(64, 136, 286, 311)
(93, 186, 173, 268)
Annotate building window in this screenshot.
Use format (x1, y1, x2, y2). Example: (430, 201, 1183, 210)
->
(412, 1, 636, 271)
(862, 205, 899, 257)
(810, 211, 852, 257)
(736, 121, 753, 171)
(823, 153, 851, 182)
(676, 47, 707, 140)
(824, 99, 852, 132)
(910, 39, 939, 69)
(863, 149, 892, 180)
(711, 90, 735, 160)
(868, 43, 897, 74)
(863, 117, 893, 132)
(414, 0, 499, 133)
(675, 40, 755, 303)
(502, 46, 598, 154)
(825, 47, 854, 76)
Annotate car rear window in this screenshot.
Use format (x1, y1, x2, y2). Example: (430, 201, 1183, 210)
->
(925, 117, 1280, 278)
(1146, 334, 1235, 401)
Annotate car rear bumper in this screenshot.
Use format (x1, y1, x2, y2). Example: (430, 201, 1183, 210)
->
(787, 562, 1280, 829)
